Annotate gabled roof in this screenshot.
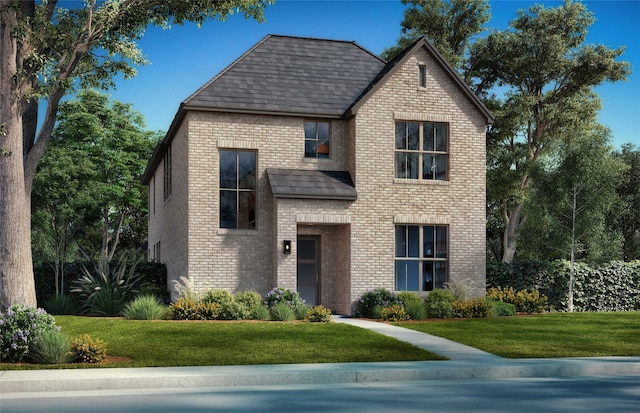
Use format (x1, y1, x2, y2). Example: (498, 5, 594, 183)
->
(266, 169, 357, 201)
(184, 35, 386, 117)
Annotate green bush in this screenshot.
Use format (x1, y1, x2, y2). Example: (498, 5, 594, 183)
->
(71, 254, 147, 316)
(270, 302, 296, 321)
(380, 304, 410, 322)
(71, 334, 107, 364)
(169, 297, 221, 320)
(251, 303, 271, 321)
(405, 301, 426, 320)
(29, 330, 73, 364)
(397, 291, 421, 306)
(202, 290, 248, 320)
(356, 288, 399, 318)
(44, 294, 76, 315)
(305, 305, 333, 323)
(488, 299, 516, 317)
(235, 290, 263, 317)
(487, 286, 548, 313)
(264, 287, 305, 309)
(451, 298, 491, 318)
(0, 306, 57, 362)
(294, 304, 310, 320)
(424, 290, 454, 318)
(122, 295, 167, 320)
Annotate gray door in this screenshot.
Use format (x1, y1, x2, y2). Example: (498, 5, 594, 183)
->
(297, 237, 319, 306)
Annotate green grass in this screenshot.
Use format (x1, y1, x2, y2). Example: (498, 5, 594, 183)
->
(396, 312, 640, 358)
(0, 317, 441, 369)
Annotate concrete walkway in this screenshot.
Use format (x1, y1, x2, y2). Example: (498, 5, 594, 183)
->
(2, 317, 640, 394)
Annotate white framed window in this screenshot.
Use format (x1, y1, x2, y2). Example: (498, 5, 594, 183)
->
(395, 122, 448, 181)
(395, 225, 448, 291)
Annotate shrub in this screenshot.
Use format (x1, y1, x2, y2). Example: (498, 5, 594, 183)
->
(122, 295, 167, 320)
(451, 298, 491, 318)
(486, 286, 517, 303)
(356, 288, 399, 318)
(488, 299, 516, 317)
(397, 291, 421, 307)
(264, 287, 305, 309)
(235, 290, 263, 316)
(71, 334, 107, 364)
(305, 305, 333, 323)
(380, 304, 410, 322)
(29, 330, 73, 364)
(203, 290, 248, 320)
(71, 253, 147, 316)
(44, 294, 76, 315)
(169, 297, 221, 320)
(487, 286, 548, 313)
(294, 304, 310, 320)
(445, 280, 472, 302)
(370, 305, 384, 320)
(424, 290, 454, 318)
(405, 301, 426, 320)
(251, 303, 271, 321)
(270, 302, 296, 321)
(0, 305, 57, 363)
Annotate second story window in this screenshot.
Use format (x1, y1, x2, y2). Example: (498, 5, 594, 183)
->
(163, 145, 172, 201)
(220, 150, 257, 229)
(304, 121, 330, 159)
(395, 122, 448, 181)
(418, 64, 427, 88)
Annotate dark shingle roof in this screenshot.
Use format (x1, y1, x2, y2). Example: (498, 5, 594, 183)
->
(266, 169, 357, 200)
(184, 35, 386, 116)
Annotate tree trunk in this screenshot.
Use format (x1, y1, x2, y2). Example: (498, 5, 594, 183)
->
(501, 202, 525, 263)
(0, 6, 37, 309)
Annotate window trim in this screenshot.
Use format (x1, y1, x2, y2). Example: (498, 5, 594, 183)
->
(394, 121, 449, 181)
(219, 149, 257, 230)
(304, 120, 331, 159)
(394, 225, 449, 292)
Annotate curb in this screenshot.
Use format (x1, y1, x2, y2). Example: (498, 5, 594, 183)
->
(3, 357, 640, 394)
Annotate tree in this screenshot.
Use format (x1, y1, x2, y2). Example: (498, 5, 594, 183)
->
(470, 0, 630, 262)
(32, 90, 159, 295)
(0, 0, 271, 309)
(612, 144, 640, 261)
(381, 0, 490, 70)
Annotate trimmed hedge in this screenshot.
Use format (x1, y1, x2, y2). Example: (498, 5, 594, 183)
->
(487, 260, 640, 312)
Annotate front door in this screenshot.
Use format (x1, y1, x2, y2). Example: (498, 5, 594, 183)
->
(297, 236, 319, 306)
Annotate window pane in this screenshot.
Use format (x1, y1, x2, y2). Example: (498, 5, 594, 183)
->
(317, 138, 330, 158)
(407, 122, 419, 150)
(305, 140, 317, 158)
(304, 122, 316, 139)
(423, 261, 434, 291)
(424, 226, 434, 258)
(395, 261, 407, 291)
(220, 190, 237, 229)
(435, 154, 447, 181)
(220, 151, 237, 189)
(395, 226, 406, 257)
(237, 191, 256, 229)
(238, 151, 256, 189)
(407, 261, 419, 291)
(317, 122, 329, 140)
(408, 225, 419, 257)
(419, 65, 426, 88)
(435, 124, 447, 152)
(435, 262, 447, 289)
(423, 155, 435, 180)
(298, 239, 316, 260)
(395, 122, 406, 150)
(423, 123, 434, 151)
(435, 226, 447, 258)
(396, 152, 419, 179)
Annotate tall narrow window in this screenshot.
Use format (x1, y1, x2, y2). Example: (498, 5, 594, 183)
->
(304, 121, 330, 158)
(163, 145, 172, 201)
(418, 64, 427, 88)
(395, 122, 448, 181)
(395, 225, 448, 291)
(220, 150, 257, 229)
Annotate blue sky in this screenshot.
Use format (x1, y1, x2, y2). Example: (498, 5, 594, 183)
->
(107, 0, 639, 148)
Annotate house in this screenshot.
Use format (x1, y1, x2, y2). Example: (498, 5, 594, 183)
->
(141, 34, 493, 314)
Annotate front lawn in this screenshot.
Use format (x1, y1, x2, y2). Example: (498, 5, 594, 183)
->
(396, 312, 640, 358)
(4, 317, 441, 369)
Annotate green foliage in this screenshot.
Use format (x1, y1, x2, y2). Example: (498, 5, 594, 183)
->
(29, 330, 73, 365)
(405, 301, 427, 320)
(264, 287, 305, 309)
(251, 304, 271, 321)
(396, 291, 421, 306)
(613, 144, 640, 261)
(451, 298, 490, 318)
(487, 299, 516, 317)
(70, 334, 107, 364)
(235, 291, 263, 314)
(424, 290, 454, 318)
(445, 280, 471, 301)
(122, 295, 167, 320)
(294, 304, 310, 320)
(44, 294, 76, 315)
(71, 254, 147, 316)
(305, 305, 333, 323)
(380, 304, 410, 322)
(169, 298, 221, 321)
(0, 306, 57, 363)
(486, 286, 548, 314)
(202, 290, 248, 320)
(269, 302, 296, 322)
(356, 288, 400, 318)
